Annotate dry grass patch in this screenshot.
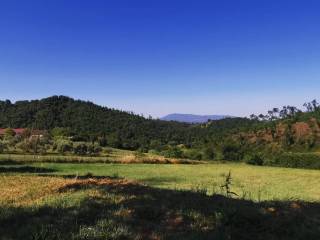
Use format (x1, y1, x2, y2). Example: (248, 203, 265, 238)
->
(0, 176, 67, 206)
(0, 153, 203, 165)
(118, 153, 202, 164)
(0, 175, 134, 207)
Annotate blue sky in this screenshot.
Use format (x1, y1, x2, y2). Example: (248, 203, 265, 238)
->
(0, 0, 319, 117)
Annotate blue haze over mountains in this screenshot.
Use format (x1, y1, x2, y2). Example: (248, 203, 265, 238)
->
(161, 114, 233, 123)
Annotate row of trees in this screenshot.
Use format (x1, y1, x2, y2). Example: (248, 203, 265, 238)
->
(1, 96, 320, 161)
(249, 100, 320, 121)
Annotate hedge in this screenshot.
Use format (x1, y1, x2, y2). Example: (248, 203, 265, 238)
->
(266, 153, 320, 169)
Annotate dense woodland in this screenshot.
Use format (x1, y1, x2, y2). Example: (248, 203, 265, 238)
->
(0, 96, 200, 148)
(1, 96, 320, 169)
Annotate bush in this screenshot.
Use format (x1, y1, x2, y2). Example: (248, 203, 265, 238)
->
(87, 144, 102, 155)
(51, 127, 71, 138)
(184, 149, 202, 160)
(148, 149, 160, 155)
(73, 143, 88, 156)
(3, 128, 16, 138)
(266, 153, 320, 169)
(222, 143, 243, 161)
(98, 137, 108, 147)
(245, 153, 264, 166)
(0, 141, 6, 153)
(15, 141, 29, 153)
(203, 146, 216, 160)
(162, 147, 183, 158)
(56, 140, 73, 154)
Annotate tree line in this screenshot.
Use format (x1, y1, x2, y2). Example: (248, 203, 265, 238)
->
(1, 96, 320, 164)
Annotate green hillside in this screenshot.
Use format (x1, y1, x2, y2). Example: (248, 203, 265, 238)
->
(1, 96, 320, 168)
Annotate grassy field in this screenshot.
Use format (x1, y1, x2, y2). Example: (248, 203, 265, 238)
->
(2, 162, 319, 201)
(1, 158, 320, 239)
(0, 151, 199, 164)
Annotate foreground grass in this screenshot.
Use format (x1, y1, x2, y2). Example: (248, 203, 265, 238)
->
(2, 162, 320, 201)
(0, 175, 319, 240)
(1, 158, 320, 239)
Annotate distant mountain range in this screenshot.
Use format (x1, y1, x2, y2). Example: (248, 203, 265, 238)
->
(161, 114, 232, 123)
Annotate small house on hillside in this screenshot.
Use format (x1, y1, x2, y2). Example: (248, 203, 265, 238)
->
(0, 128, 47, 138)
(0, 128, 26, 136)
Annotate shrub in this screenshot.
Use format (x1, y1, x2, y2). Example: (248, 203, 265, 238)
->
(162, 147, 183, 158)
(73, 143, 88, 156)
(56, 140, 73, 154)
(222, 143, 243, 161)
(0, 141, 6, 153)
(3, 128, 16, 138)
(245, 153, 264, 166)
(184, 149, 202, 160)
(87, 144, 102, 155)
(51, 127, 71, 138)
(203, 146, 216, 160)
(98, 136, 108, 147)
(266, 153, 320, 169)
(148, 149, 160, 155)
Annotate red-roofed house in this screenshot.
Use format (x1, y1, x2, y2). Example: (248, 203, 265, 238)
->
(0, 128, 26, 136)
(0, 128, 46, 138)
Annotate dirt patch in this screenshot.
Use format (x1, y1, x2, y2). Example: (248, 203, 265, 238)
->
(292, 122, 312, 140)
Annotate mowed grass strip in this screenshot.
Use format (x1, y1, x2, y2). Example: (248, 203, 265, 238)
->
(21, 162, 320, 201)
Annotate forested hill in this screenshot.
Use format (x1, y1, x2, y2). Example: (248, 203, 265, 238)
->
(1, 96, 320, 158)
(0, 96, 202, 150)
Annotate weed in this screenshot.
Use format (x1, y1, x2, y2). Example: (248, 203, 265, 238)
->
(220, 171, 238, 197)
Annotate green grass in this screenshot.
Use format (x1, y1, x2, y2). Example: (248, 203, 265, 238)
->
(6, 162, 320, 201)
(1, 161, 320, 239)
(0, 151, 199, 164)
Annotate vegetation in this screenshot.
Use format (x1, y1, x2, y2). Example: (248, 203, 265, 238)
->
(266, 152, 320, 169)
(1, 162, 319, 201)
(0, 162, 319, 239)
(0, 96, 198, 151)
(1, 96, 320, 238)
(0, 151, 201, 165)
(1, 96, 320, 169)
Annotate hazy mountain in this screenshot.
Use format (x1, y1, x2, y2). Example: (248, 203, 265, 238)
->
(161, 114, 232, 123)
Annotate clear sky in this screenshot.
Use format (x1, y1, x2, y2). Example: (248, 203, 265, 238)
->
(0, 0, 319, 118)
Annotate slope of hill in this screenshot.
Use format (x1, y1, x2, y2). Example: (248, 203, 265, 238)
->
(0, 96, 201, 150)
(161, 113, 232, 123)
(1, 95, 320, 167)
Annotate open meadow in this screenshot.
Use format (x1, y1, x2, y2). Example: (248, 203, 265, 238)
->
(4, 162, 319, 202)
(1, 157, 319, 239)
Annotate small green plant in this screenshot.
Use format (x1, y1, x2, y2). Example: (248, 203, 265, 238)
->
(220, 171, 238, 197)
